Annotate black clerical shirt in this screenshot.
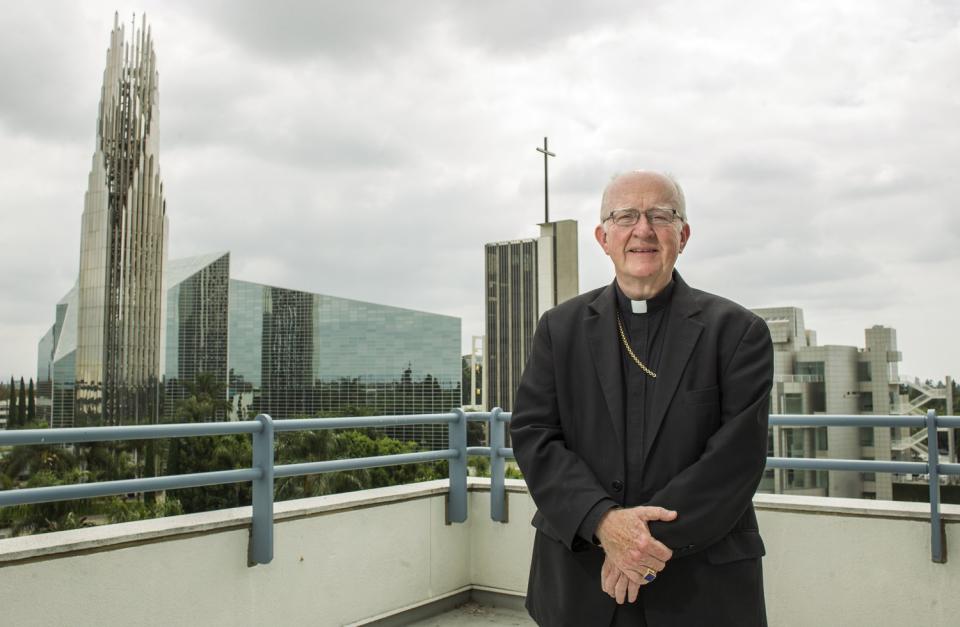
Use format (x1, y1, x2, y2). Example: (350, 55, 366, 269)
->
(615, 280, 674, 504)
(576, 280, 676, 545)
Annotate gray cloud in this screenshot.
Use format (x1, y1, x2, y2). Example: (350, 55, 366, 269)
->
(186, 0, 644, 63)
(184, 1, 443, 64)
(1, 0, 958, 382)
(0, 5, 101, 142)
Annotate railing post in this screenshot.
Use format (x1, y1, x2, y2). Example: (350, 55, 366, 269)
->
(447, 408, 468, 523)
(250, 413, 274, 565)
(489, 408, 508, 522)
(926, 409, 945, 563)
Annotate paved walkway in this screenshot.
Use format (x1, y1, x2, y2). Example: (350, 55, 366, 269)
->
(406, 602, 536, 626)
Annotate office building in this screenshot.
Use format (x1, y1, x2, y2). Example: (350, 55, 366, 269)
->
(462, 336, 483, 409)
(483, 220, 578, 412)
(753, 306, 937, 500)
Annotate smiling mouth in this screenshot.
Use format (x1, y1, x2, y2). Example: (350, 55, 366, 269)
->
(627, 247, 658, 254)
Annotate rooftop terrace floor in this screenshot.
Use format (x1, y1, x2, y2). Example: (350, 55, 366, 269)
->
(409, 602, 534, 627)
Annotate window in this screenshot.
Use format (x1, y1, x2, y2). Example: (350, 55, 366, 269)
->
(784, 393, 803, 414)
(796, 361, 824, 376)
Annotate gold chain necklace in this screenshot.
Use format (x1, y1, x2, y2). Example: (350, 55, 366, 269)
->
(616, 311, 657, 378)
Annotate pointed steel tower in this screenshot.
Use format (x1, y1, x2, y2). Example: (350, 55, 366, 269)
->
(74, 13, 168, 426)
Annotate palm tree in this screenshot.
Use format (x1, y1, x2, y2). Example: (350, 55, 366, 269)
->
(274, 429, 368, 501)
(165, 372, 249, 513)
(0, 443, 77, 483)
(78, 441, 136, 483)
(4, 468, 93, 536)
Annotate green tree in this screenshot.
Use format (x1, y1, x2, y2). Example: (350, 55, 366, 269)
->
(27, 378, 36, 425)
(0, 468, 93, 536)
(272, 410, 447, 502)
(7, 376, 17, 428)
(143, 439, 158, 504)
(0, 425, 93, 536)
(104, 496, 183, 523)
(166, 373, 250, 513)
(17, 377, 26, 425)
(274, 428, 367, 501)
(334, 430, 446, 488)
(78, 441, 137, 483)
(167, 430, 251, 513)
(0, 442, 78, 482)
(467, 420, 486, 447)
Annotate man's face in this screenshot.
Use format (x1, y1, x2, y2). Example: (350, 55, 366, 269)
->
(593, 172, 690, 298)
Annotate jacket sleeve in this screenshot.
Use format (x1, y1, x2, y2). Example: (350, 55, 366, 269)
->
(646, 316, 773, 554)
(510, 312, 614, 551)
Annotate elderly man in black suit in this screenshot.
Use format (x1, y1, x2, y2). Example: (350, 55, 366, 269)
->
(511, 171, 773, 626)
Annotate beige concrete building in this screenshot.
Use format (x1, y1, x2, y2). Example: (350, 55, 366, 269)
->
(483, 220, 578, 412)
(755, 307, 955, 501)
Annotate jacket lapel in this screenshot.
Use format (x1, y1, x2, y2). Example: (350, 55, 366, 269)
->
(645, 273, 704, 461)
(585, 282, 625, 447)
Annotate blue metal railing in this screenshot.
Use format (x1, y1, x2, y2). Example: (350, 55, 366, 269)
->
(1, 410, 958, 564)
(0, 411, 478, 564)
(767, 410, 960, 563)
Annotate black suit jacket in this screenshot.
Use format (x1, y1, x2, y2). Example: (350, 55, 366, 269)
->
(511, 273, 773, 627)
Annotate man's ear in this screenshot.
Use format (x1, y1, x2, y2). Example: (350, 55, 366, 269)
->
(594, 224, 609, 253)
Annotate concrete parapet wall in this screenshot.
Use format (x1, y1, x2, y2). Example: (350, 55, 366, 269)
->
(757, 494, 960, 626)
(0, 481, 469, 626)
(1, 482, 958, 626)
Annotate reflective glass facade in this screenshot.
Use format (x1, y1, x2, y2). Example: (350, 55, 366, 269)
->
(227, 279, 461, 449)
(158, 254, 461, 449)
(49, 285, 79, 429)
(36, 325, 55, 399)
(164, 253, 230, 421)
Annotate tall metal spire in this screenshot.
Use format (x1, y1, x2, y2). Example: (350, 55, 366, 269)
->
(74, 14, 167, 426)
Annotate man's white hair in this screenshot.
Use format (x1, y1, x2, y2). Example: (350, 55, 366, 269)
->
(600, 170, 687, 225)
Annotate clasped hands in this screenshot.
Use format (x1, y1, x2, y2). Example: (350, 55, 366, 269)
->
(595, 506, 677, 604)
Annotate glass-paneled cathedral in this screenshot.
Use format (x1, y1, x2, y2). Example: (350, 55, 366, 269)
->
(36, 16, 460, 450)
(163, 253, 460, 447)
(42, 250, 460, 448)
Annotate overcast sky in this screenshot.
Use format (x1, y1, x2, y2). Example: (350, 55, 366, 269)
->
(1, 1, 957, 384)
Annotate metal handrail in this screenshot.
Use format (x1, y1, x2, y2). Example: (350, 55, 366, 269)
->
(1, 410, 957, 564)
(481, 410, 960, 564)
(766, 410, 957, 563)
(0, 412, 467, 564)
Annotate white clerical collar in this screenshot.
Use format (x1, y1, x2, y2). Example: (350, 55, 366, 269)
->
(631, 300, 648, 314)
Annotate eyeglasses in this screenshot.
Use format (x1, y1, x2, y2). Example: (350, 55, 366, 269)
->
(603, 207, 680, 228)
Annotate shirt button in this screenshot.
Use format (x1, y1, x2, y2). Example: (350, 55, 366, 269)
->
(611, 480, 624, 492)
